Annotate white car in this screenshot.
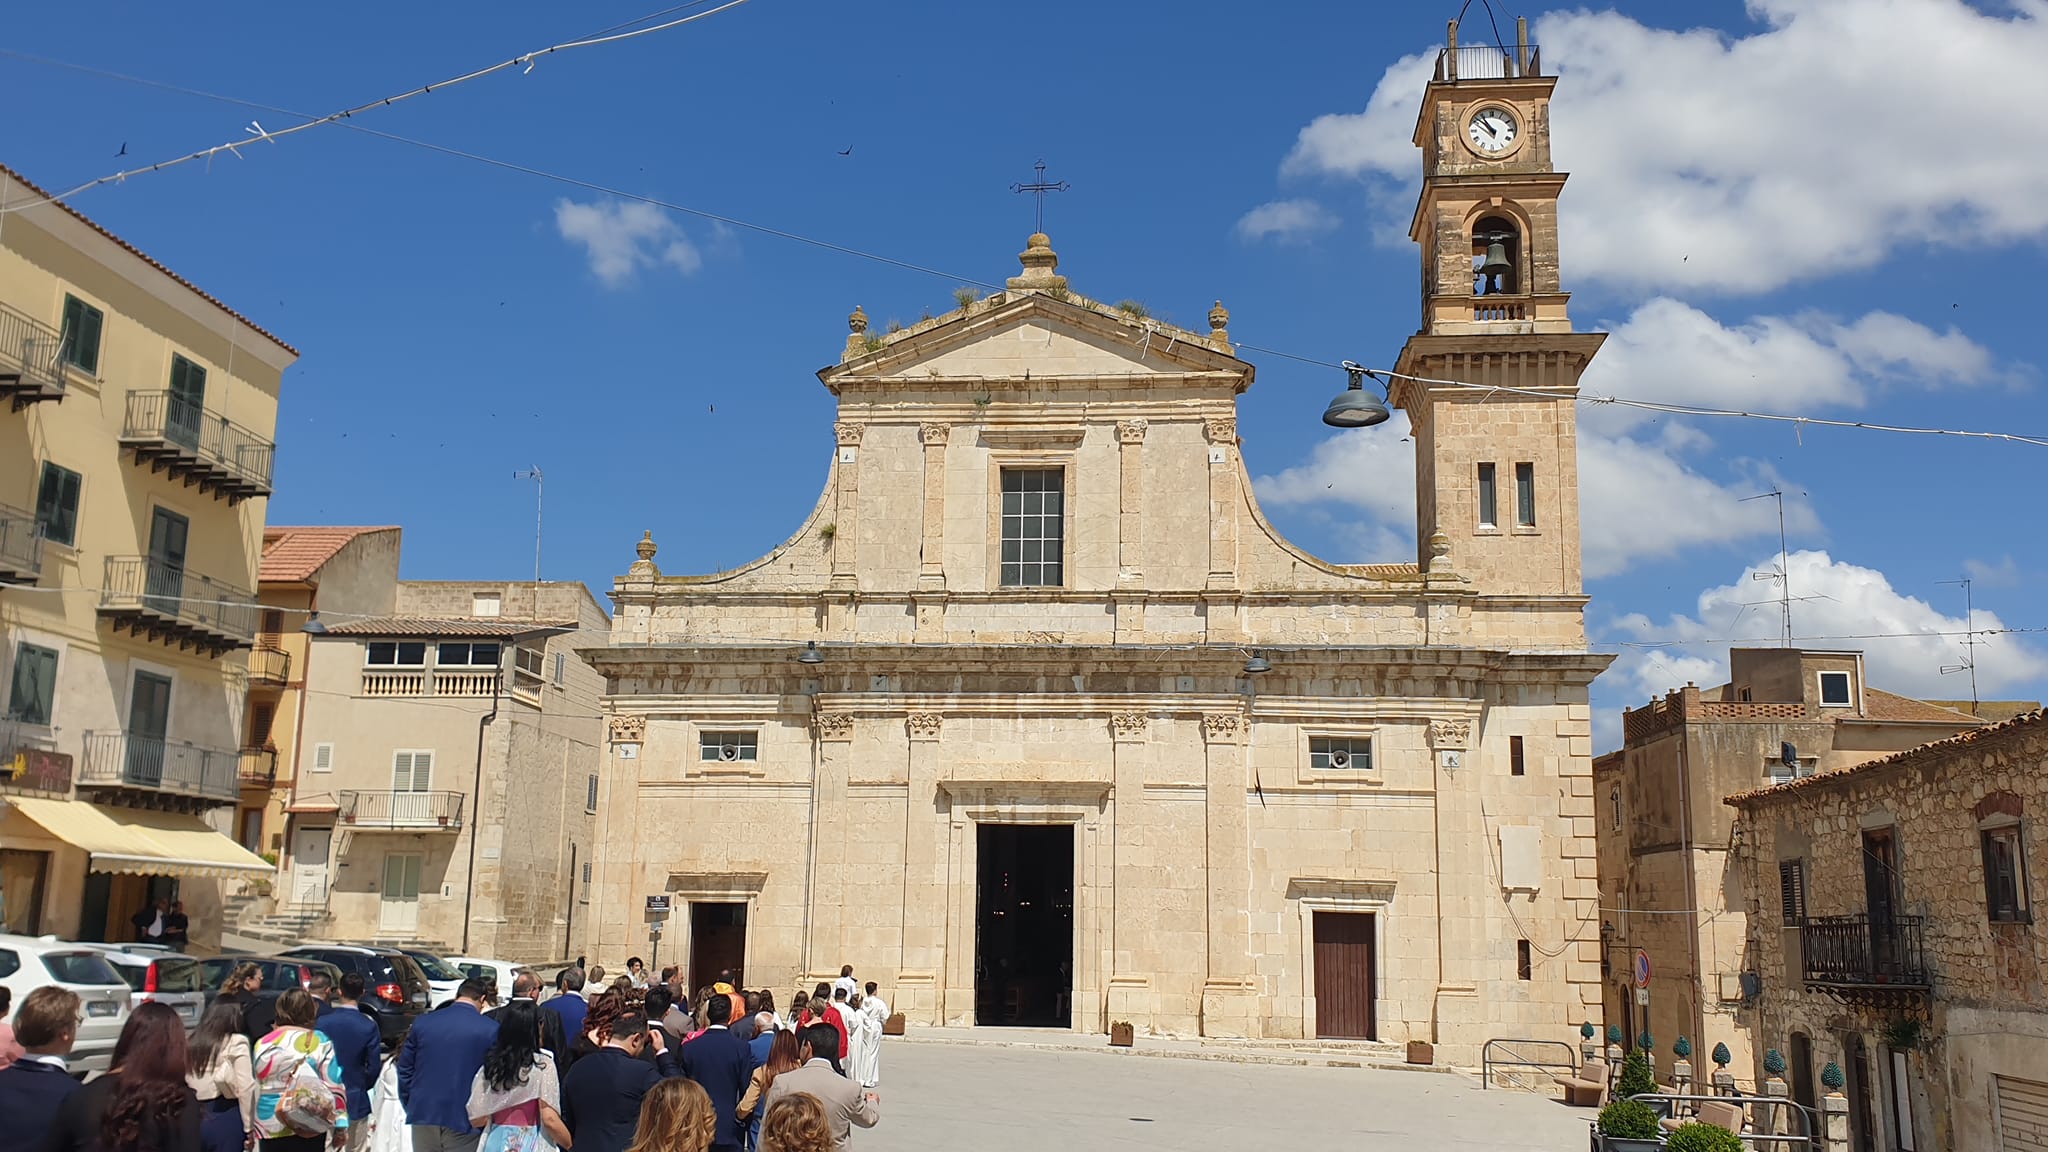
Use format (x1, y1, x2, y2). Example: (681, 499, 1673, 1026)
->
(399, 949, 465, 1008)
(77, 943, 209, 1033)
(0, 934, 130, 1073)
(444, 957, 528, 1003)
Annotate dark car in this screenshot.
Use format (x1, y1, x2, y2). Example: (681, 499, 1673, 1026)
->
(279, 945, 433, 1047)
(199, 955, 345, 1014)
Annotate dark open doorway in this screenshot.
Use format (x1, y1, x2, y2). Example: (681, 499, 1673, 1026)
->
(975, 823, 1073, 1027)
(688, 901, 746, 991)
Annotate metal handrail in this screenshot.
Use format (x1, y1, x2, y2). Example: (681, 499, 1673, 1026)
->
(1481, 1037, 1580, 1088)
(339, 789, 466, 828)
(1802, 913, 1930, 985)
(1436, 43, 1543, 81)
(79, 730, 239, 801)
(1620, 1092, 1818, 1150)
(100, 556, 260, 641)
(120, 390, 275, 489)
(0, 500, 43, 579)
(0, 303, 65, 395)
(248, 646, 291, 684)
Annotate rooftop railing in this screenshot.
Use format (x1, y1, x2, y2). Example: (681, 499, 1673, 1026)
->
(1435, 43, 1543, 81)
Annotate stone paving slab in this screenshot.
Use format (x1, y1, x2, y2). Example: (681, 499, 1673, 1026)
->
(894, 1025, 1449, 1074)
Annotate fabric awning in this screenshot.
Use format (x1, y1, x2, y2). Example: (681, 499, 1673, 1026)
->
(6, 797, 272, 879)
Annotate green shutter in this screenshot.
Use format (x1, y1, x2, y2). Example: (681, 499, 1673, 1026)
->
(34, 463, 80, 547)
(6, 644, 58, 725)
(60, 296, 101, 374)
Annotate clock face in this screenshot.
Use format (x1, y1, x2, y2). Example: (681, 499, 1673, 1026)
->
(1467, 106, 1518, 154)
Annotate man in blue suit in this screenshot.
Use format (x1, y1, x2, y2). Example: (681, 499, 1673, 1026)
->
(680, 993, 755, 1152)
(312, 970, 383, 1144)
(0, 988, 81, 1151)
(398, 977, 499, 1152)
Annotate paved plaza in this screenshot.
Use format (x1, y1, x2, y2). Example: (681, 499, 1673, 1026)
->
(861, 1037, 1593, 1152)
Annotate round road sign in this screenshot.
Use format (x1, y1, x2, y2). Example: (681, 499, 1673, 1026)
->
(1633, 949, 1653, 989)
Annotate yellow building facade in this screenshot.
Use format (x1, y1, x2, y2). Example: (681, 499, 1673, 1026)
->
(0, 163, 288, 948)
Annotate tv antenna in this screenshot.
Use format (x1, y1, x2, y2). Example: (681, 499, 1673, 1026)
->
(1742, 490, 1793, 644)
(1937, 577, 1979, 716)
(513, 466, 544, 582)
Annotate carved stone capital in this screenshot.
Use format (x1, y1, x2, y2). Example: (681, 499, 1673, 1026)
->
(920, 422, 950, 446)
(608, 715, 646, 744)
(1428, 719, 1472, 751)
(1204, 419, 1238, 445)
(1110, 712, 1149, 741)
(1201, 711, 1246, 744)
(814, 713, 854, 742)
(906, 712, 944, 741)
(1116, 419, 1149, 444)
(834, 422, 865, 447)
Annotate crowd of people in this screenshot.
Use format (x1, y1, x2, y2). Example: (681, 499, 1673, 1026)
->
(0, 957, 890, 1152)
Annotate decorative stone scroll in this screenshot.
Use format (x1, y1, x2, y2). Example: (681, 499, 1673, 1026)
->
(906, 712, 944, 741)
(1109, 712, 1149, 741)
(1201, 712, 1245, 743)
(1428, 719, 1472, 751)
(814, 713, 855, 742)
(920, 422, 950, 445)
(608, 715, 646, 744)
(1204, 419, 1238, 445)
(1116, 419, 1148, 444)
(834, 422, 865, 446)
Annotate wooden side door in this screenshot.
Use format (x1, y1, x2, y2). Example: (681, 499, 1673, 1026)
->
(1313, 911, 1375, 1040)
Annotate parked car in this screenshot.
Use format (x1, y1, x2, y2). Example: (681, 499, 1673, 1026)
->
(78, 944, 208, 1033)
(279, 944, 432, 1047)
(400, 949, 465, 1008)
(0, 934, 130, 1073)
(198, 955, 344, 1017)
(444, 957, 527, 1003)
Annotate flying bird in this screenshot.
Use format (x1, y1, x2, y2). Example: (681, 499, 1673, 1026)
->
(116, 142, 127, 157)
(837, 146, 853, 157)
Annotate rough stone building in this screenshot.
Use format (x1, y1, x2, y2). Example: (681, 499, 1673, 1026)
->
(1727, 710, 2048, 1152)
(585, 29, 1608, 1058)
(1594, 648, 2017, 1083)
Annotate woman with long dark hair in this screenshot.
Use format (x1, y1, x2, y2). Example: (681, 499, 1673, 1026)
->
(43, 1001, 202, 1152)
(465, 1000, 569, 1150)
(187, 1002, 255, 1152)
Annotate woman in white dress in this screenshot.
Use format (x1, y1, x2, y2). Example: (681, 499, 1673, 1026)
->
(845, 994, 881, 1088)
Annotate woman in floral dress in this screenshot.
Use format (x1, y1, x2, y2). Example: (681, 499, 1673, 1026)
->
(252, 989, 350, 1152)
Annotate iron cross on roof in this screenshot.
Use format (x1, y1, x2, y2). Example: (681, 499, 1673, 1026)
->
(1010, 159, 1070, 233)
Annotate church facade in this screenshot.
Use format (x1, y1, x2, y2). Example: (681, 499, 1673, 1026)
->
(585, 36, 1608, 1059)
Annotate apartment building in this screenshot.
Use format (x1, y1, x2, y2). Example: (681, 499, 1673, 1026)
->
(0, 163, 291, 947)
(1594, 647, 2028, 1085)
(264, 580, 606, 960)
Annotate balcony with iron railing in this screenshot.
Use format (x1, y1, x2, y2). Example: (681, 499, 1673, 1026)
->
(1801, 913, 1931, 1006)
(98, 556, 259, 658)
(79, 731, 239, 803)
(338, 789, 466, 830)
(248, 646, 291, 687)
(118, 391, 275, 503)
(0, 303, 66, 408)
(0, 500, 41, 584)
(238, 746, 278, 787)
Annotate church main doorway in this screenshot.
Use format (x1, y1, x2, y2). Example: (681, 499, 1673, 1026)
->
(974, 823, 1073, 1027)
(688, 901, 746, 990)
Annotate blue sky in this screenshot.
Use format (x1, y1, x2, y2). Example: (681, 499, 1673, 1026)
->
(6, 0, 2044, 748)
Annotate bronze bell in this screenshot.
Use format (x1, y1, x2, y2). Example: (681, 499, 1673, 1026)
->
(1478, 241, 1514, 294)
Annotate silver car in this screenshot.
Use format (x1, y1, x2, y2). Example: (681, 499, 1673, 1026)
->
(0, 934, 130, 1072)
(80, 943, 209, 1033)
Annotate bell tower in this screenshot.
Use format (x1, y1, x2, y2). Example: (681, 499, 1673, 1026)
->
(1394, 17, 1604, 599)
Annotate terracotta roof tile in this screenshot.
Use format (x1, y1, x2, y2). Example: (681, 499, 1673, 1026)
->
(1860, 688, 1977, 724)
(260, 526, 399, 585)
(1, 163, 296, 356)
(1726, 708, 2047, 807)
(320, 616, 577, 638)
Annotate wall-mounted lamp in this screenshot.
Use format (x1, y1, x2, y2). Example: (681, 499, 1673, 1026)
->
(1242, 650, 1272, 675)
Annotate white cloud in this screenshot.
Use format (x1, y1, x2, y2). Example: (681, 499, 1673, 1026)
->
(1234, 199, 1341, 244)
(1603, 549, 2048, 710)
(1964, 556, 2022, 588)
(554, 198, 702, 287)
(1253, 413, 1418, 564)
(1274, 0, 2048, 293)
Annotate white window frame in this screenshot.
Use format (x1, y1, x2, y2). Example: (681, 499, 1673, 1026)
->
(1476, 462, 1498, 530)
(365, 641, 427, 667)
(392, 749, 435, 791)
(698, 730, 759, 763)
(435, 642, 502, 668)
(472, 594, 501, 618)
(311, 742, 335, 773)
(1298, 727, 1380, 785)
(1818, 670, 1854, 708)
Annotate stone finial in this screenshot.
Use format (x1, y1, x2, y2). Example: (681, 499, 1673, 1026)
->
(629, 531, 660, 576)
(843, 305, 872, 362)
(1208, 300, 1232, 353)
(1427, 530, 1453, 574)
(1006, 232, 1069, 293)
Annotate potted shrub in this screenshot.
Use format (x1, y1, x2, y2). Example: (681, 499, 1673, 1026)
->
(1595, 1099, 1663, 1151)
(1665, 1121, 1742, 1152)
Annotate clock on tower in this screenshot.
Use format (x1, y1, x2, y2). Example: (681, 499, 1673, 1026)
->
(1392, 16, 1606, 602)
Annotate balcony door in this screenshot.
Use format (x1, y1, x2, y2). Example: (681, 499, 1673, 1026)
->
(379, 853, 423, 935)
(1862, 828, 1900, 972)
(125, 671, 172, 786)
(391, 751, 433, 825)
(145, 507, 188, 614)
(166, 355, 206, 450)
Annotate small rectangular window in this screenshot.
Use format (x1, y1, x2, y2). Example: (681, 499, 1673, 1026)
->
(1514, 462, 1536, 527)
(392, 750, 434, 791)
(699, 731, 759, 762)
(999, 467, 1065, 587)
(1779, 859, 1807, 925)
(586, 774, 599, 813)
(436, 642, 501, 667)
(473, 594, 501, 617)
(259, 609, 284, 641)
(366, 641, 426, 666)
(1983, 824, 2030, 923)
(34, 462, 81, 547)
(554, 652, 568, 686)
(248, 702, 276, 747)
(1308, 735, 1370, 771)
(514, 647, 544, 677)
(1509, 735, 1526, 776)
(1819, 670, 1853, 707)
(6, 643, 59, 725)
(1476, 463, 1497, 528)
(312, 743, 334, 773)
(580, 861, 592, 902)
(1516, 939, 1532, 980)
(59, 294, 103, 374)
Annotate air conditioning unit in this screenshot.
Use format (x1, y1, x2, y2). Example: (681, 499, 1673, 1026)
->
(1328, 747, 1352, 769)
(718, 743, 741, 763)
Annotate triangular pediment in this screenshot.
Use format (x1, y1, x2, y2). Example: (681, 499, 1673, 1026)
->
(820, 292, 1251, 393)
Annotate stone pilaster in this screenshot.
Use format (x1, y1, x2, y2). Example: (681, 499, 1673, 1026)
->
(830, 422, 863, 590)
(807, 712, 855, 976)
(902, 712, 944, 1021)
(1200, 709, 1258, 1037)
(918, 422, 948, 592)
(1116, 419, 1146, 586)
(1429, 716, 1483, 1038)
(1204, 419, 1239, 591)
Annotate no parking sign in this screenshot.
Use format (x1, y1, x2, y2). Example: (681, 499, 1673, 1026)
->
(1634, 949, 1652, 989)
